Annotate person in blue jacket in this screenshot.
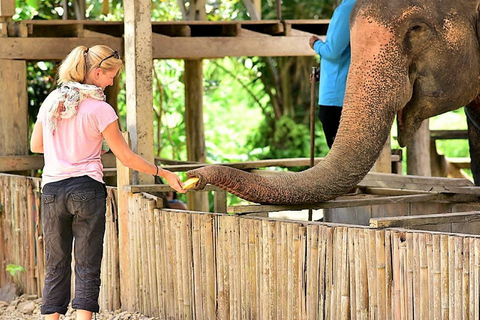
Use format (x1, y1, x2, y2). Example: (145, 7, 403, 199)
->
(309, 0, 356, 149)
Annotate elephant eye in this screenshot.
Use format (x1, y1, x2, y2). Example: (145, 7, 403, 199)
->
(409, 25, 422, 32)
(405, 22, 433, 52)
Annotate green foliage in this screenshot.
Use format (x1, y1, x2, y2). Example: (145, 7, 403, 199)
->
(6, 264, 25, 277)
(26, 62, 56, 128)
(247, 115, 328, 164)
(14, 0, 124, 21)
(431, 109, 469, 157)
(14, 0, 61, 20)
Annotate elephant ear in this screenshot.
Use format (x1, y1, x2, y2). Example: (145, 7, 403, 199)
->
(477, 3, 480, 41)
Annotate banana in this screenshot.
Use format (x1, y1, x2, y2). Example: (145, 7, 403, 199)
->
(183, 177, 200, 190)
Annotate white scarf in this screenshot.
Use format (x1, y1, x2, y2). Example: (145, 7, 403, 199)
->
(47, 82, 105, 134)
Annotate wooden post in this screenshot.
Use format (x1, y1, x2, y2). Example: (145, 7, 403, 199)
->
(187, 0, 206, 20)
(184, 1, 209, 212)
(243, 0, 262, 20)
(185, 59, 209, 212)
(371, 136, 391, 173)
(124, 0, 154, 185)
(0, 0, 14, 17)
(0, 0, 14, 36)
(407, 120, 431, 176)
(0, 59, 27, 157)
(116, 132, 133, 310)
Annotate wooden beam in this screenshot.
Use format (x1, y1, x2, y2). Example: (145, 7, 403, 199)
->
(185, 59, 209, 211)
(369, 211, 480, 229)
(407, 119, 431, 176)
(371, 137, 391, 173)
(0, 19, 330, 59)
(161, 155, 400, 172)
(0, 37, 123, 60)
(0, 59, 27, 156)
(162, 157, 325, 172)
(358, 172, 474, 189)
(0, 153, 116, 172)
(152, 35, 316, 59)
(0, 155, 43, 171)
(116, 132, 133, 311)
(124, 184, 220, 193)
(430, 130, 468, 140)
(124, 0, 154, 184)
(227, 193, 447, 215)
(0, 0, 14, 17)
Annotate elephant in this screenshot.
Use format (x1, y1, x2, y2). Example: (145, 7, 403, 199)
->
(186, 0, 480, 205)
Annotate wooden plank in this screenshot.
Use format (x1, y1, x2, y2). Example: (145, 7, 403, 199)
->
(0, 0, 15, 17)
(306, 225, 319, 319)
(0, 59, 27, 157)
(185, 58, 209, 212)
(228, 194, 447, 214)
(0, 153, 113, 172)
(407, 120, 431, 176)
(159, 156, 399, 172)
(376, 230, 386, 320)
(162, 157, 325, 172)
(125, 183, 220, 193)
(124, 0, 154, 184)
(213, 189, 227, 213)
(0, 37, 123, 60)
(430, 130, 468, 140)
(116, 132, 133, 310)
(152, 34, 316, 59)
(358, 172, 474, 189)
(370, 211, 480, 228)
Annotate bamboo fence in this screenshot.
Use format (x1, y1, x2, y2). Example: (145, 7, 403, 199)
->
(2, 173, 480, 319)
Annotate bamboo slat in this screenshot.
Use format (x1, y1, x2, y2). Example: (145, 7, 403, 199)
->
(324, 227, 334, 320)
(277, 221, 287, 320)
(392, 231, 401, 320)
(419, 233, 428, 318)
(348, 228, 357, 320)
(412, 233, 420, 319)
(432, 234, 441, 320)
(154, 208, 166, 319)
(405, 232, 414, 320)
(441, 234, 450, 319)
(454, 237, 463, 319)
(4, 174, 480, 320)
(376, 230, 386, 320)
(366, 229, 377, 319)
(192, 214, 203, 320)
(463, 237, 470, 320)
(306, 225, 319, 320)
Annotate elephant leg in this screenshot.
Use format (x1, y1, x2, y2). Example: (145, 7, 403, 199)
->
(465, 97, 480, 185)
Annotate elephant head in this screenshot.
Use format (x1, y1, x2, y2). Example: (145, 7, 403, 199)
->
(187, 0, 480, 205)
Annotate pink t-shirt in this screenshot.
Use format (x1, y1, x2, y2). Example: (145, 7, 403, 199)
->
(38, 89, 118, 187)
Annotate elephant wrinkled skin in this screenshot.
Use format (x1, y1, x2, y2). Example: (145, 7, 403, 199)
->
(187, 0, 480, 204)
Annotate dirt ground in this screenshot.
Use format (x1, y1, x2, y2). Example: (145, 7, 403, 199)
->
(0, 294, 159, 320)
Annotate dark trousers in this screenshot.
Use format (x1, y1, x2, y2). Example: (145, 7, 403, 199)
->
(318, 105, 343, 149)
(41, 176, 107, 315)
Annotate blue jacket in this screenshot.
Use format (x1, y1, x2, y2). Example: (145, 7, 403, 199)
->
(313, 0, 356, 106)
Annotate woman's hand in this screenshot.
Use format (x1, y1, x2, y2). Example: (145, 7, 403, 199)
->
(162, 170, 187, 194)
(309, 36, 320, 49)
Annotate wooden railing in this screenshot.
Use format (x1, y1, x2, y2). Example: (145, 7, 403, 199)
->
(2, 172, 480, 319)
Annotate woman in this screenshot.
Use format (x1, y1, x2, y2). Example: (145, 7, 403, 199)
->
(30, 45, 186, 320)
(309, 0, 356, 149)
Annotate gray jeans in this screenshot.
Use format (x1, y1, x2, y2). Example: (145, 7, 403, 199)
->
(41, 176, 107, 315)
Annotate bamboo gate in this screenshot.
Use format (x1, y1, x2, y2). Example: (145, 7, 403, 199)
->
(1, 173, 480, 319)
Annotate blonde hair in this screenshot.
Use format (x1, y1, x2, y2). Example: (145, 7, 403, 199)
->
(57, 45, 123, 85)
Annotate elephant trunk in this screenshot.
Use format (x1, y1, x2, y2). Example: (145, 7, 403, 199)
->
(187, 16, 411, 204)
